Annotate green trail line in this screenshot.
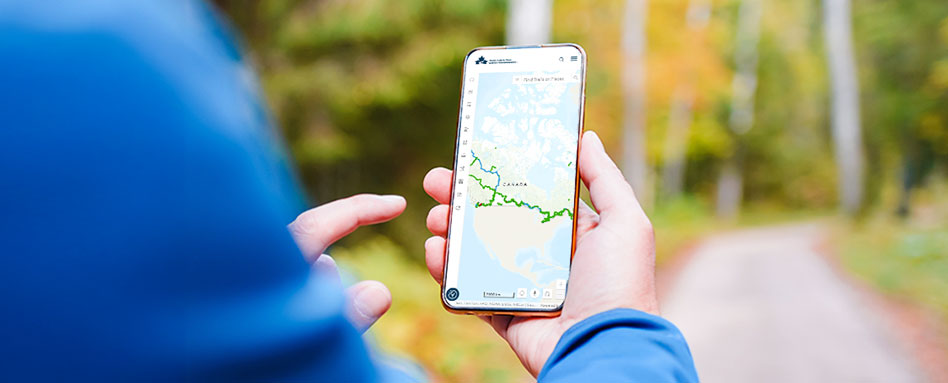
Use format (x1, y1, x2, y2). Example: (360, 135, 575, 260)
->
(468, 151, 573, 223)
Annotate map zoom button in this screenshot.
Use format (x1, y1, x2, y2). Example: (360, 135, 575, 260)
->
(555, 279, 567, 289)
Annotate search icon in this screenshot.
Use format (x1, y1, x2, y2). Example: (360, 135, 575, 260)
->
(559, 57, 564, 62)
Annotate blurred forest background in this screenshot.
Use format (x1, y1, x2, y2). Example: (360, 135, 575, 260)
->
(213, 0, 947, 381)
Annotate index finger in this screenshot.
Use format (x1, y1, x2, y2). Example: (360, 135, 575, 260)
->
(289, 194, 407, 262)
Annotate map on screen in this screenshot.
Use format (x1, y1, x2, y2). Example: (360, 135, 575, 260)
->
(445, 47, 583, 311)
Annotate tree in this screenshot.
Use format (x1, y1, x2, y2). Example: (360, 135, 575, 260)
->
(716, 0, 763, 218)
(852, 0, 948, 217)
(507, 0, 552, 44)
(824, 0, 864, 215)
(660, 0, 712, 200)
(212, 0, 508, 255)
(621, 0, 650, 206)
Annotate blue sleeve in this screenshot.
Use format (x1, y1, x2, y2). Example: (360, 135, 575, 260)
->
(0, 1, 414, 381)
(538, 309, 699, 383)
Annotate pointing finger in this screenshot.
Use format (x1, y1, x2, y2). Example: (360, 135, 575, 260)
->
(289, 194, 407, 262)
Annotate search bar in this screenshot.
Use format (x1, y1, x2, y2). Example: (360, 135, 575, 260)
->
(512, 74, 580, 84)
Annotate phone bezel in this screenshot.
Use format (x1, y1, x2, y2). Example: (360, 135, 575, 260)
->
(441, 43, 587, 317)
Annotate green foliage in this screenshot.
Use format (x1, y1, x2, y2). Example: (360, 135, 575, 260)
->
(856, 0, 948, 194)
(214, 0, 948, 226)
(215, 0, 507, 257)
(838, 219, 948, 333)
(650, 196, 718, 264)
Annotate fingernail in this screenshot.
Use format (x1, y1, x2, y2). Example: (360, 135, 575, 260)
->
(380, 195, 405, 204)
(424, 236, 438, 249)
(585, 130, 604, 148)
(353, 284, 390, 322)
(313, 254, 338, 273)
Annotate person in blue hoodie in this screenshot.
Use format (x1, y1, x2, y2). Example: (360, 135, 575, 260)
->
(0, 1, 698, 381)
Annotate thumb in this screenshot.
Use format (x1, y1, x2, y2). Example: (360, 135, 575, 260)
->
(578, 131, 644, 224)
(345, 280, 392, 332)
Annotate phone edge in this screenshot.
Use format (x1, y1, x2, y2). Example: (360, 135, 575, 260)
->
(440, 43, 587, 317)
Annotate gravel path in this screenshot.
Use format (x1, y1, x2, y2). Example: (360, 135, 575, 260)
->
(661, 223, 924, 383)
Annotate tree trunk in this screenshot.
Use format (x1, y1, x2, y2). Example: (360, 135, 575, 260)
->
(660, 0, 711, 199)
(715, 0, 762, 218)
(621, 0, 650, 206)
(824, 0, 864, 215)
(506, 0, 552, 45)
(660, 87, 695, 198)
(715, 151, 744, 217)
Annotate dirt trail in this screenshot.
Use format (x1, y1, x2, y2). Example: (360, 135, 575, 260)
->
(660, 223, 924, 383)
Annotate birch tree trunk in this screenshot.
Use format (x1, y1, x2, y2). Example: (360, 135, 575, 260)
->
(715, 0, 762, 218)
(660, 87, 694, 198)
(660, 0, 711, 199)
(507, 0, 552, 45)
(621, 0, 650, 206)
(823, 0, 864, 214)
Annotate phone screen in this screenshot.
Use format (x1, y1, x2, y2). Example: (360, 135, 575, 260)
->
(443, 44, 585, 313)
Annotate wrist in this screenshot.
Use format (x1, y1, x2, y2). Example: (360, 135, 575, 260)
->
(539, 308, 690, 379)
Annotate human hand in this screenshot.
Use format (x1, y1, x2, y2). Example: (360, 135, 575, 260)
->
(422, 131, 658, 376)
(288, 194, 407, 332)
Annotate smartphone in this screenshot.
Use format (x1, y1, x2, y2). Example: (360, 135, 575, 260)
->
(442, 44, 586, 316)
